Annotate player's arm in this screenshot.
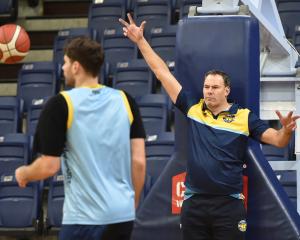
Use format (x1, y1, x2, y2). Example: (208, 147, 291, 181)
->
(15, 155, 60, 188)
(124, 92, 146, 208)
(260, 111, 300, 147)
(131, 138, 146, 208)
(15, 94, 67, 188)
(119, 13, 182, 103)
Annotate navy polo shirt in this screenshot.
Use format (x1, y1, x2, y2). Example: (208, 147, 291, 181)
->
(175, 89, 269, 195)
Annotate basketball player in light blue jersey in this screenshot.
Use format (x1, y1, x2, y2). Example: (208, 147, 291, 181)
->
(15, 36, 146, 240)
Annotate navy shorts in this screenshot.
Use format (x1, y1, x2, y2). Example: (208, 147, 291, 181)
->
(102, 221, 134, 240)
(59, 224, 106, 240)
(181, 194, 247, 240)
(59, 221, 134, 240)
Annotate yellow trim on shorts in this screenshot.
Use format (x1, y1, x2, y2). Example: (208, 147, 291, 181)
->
(60, 91, 74, 129)
(120, 91, 134, 125)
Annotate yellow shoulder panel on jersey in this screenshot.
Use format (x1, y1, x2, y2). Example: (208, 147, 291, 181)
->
(60, 91, 74, 129)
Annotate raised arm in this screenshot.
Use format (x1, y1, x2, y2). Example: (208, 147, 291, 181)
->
(260, 110, 300, 147)
(119, 13, 182, 103)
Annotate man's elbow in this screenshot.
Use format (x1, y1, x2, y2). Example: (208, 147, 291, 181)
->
(133, 157, 146, 174)
(41, 156, 60, 177)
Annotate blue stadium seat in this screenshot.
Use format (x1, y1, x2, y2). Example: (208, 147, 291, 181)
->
(17, 62, 57, 112)
(261, 143, 290, 161)
(179, 0, 202, 19)
(275, 170, 297, 208)
(88, 1, 126, 42)
(0, 133, 41, 236)
(133, 0, 172, 39)
(0, 96, 23, 136)
(149, 25, 177, 63)
(112, 59, 154, 97)
(0, 0, 18, 23)
(26, 98, 49, 136)
(145, 132, 175, 186)
(46, 171, 64, 233)
(277, 0, 300, 38)
(136, 94, 169, 137)
(53, 28, 97, 80)
(0, 133, 30, 174)
(0, 177, 43, 236)
(102, 28, 137, 84)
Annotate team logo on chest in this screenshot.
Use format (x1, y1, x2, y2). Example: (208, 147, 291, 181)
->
(223, 114, 235, 123)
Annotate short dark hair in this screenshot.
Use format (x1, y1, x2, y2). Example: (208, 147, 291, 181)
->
(64, 36, 104, 77)
(204, 69, 231, 88)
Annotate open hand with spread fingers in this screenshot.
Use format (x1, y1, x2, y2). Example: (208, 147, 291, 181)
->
(119, 13, 146, 43)
(276, 110, 300, 133)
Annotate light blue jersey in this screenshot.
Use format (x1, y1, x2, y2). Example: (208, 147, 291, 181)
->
(60, 85, 135, 225)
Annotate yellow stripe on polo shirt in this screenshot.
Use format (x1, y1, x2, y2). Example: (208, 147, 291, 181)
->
(187, 100, 250, 136)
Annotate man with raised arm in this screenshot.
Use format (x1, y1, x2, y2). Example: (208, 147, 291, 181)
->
(120, 13, 300, 240)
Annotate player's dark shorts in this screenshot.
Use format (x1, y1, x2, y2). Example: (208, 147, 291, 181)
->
(181, 194, 247, 240)
(59, 221, 134, 240)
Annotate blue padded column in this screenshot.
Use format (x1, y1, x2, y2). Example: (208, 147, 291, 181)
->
(175, 16, 260, 113)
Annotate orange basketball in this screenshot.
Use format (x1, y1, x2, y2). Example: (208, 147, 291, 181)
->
(0, 24, 31, 64)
